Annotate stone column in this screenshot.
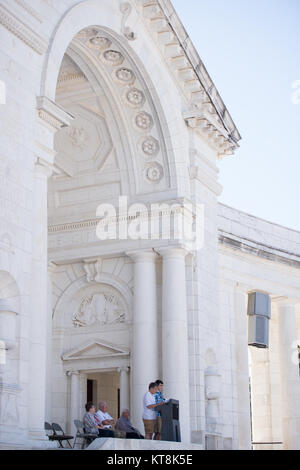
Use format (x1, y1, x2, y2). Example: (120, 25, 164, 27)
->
(69, 371, 80, 437)
(127, 251, 159, 432)
(234, 284, 252, 449)
(277, 298, 300, 450)
(119, 367, 130, 413)
(160, 248, 190, 442)
(28, 159, 53, 446)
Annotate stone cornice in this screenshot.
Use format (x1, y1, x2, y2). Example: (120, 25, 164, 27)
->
(137, 0, 241, 155)
(184, 110, 238, 158)
(13, 0, 43, 23)
(36, 96, 74, 130)
(48, 198, 196, 235)
(0, 3, 47, 54)
(219, 230, 300, 269)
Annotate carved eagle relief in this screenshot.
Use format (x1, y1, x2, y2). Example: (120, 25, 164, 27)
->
(72, 292, 126, 327)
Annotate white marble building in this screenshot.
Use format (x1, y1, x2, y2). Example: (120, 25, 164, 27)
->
(0, 0, 299, 451)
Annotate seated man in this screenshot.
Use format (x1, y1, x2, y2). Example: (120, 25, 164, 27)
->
(95, 401, 115, 429)
(115, 409, 144, 439)
(83, 402, 114, 439)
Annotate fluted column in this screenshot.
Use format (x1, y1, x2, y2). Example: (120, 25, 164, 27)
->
(234, 284, 252, 449)
(127, 251, 158, 432)
(28, 159, 52, 445)
(160, 248, 190, 442)
(118, 367, 130, 413)
(68, 371, 80, 437)
(277, 298, 300, 450)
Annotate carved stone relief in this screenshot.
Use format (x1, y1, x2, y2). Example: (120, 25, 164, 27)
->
(141, 136, 160, 157)
(67, 126, 88, 149)
(145, 162, 164, 183)
(135, 112, 153, 131)
(87, 36, 112, 50)
(73, 28, 168, 189)
(125, 88, 145, 108)
(72, 289, 127, 328)
(102, 50, 124, 66)
(114, 67, 136, 85)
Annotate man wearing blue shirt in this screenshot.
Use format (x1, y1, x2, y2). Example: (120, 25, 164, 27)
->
(154, 380, 167, 440)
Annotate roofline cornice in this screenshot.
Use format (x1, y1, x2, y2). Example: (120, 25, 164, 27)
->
(136, 0, 241, 157)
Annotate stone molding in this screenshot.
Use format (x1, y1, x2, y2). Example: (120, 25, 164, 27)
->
(219, 230, 300, 268)
(13, 0, 43, 23)
(0, 4, 47, 54)
(48, 198, 194, 234)
(36, 96, 74, 130)
(61, 339, 130, 361)
(71, 30, 169, 189)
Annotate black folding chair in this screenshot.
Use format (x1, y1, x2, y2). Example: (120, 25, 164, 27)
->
(51, 422, 74, 448)
(73, 420, 97, 449)
(44, 421, 62, 446)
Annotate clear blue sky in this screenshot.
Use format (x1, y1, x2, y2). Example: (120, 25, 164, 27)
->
(172, 0, 300, 231)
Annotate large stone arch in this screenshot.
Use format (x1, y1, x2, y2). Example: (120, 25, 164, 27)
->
(40, 0, 185, 193)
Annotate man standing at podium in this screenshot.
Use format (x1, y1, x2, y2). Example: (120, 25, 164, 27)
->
(154, 380, 167, 441)
(142, 382, 164, 440)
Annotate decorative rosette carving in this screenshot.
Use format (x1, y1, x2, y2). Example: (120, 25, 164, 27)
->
(135, 111, 153, 131)
(102, 50, 124, 66)
(115, 67, 136, 85)
(88, 36, 112, 50)
(125, 88, 145, 108)
(145, 162, 164, 183)
(77, 28, 99, 39)
(141, 136, 160, 157)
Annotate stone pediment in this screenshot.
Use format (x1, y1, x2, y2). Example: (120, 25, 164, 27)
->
(62, 340, 129, 361)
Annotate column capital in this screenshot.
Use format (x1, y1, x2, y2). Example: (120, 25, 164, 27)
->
(126, 250, 158, 262)
(158, 246, 189, 259)
(66, 370, 80, 377)
(117, 366, 129, 373)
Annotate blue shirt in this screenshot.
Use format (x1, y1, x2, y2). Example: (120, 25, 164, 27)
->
(154, 391, 165, 417)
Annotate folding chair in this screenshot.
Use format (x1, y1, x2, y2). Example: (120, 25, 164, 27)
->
(73, 420, 97, 449)
(44, 422, 61, 446)
(51, 422, 74, 448)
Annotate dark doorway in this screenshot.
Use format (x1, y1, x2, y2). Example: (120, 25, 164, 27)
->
(87, 379, 94, 403)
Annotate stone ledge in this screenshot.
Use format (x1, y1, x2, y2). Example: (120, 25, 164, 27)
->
(86, 437, 203, 450)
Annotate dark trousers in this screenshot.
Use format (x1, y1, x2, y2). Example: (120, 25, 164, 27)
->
(98, 429, 115, 438)
(126, 432, 144, 439)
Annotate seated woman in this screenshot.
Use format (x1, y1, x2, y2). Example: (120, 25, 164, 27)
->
(83, 402, 114, 438)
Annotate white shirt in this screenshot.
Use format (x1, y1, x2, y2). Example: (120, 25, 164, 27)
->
(143, 391, 156, 420)
(96, 410, 114, 429)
